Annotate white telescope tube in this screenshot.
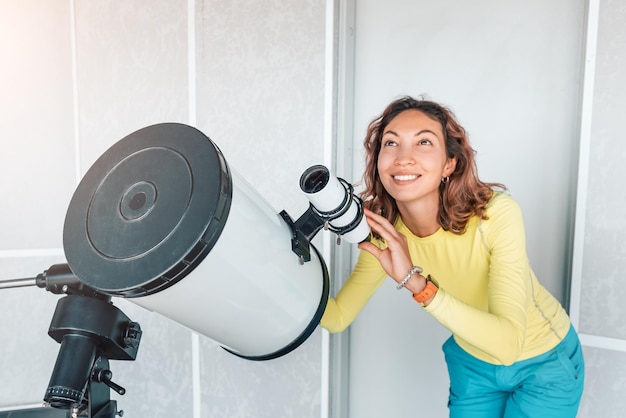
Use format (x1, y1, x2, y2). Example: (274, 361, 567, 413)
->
(300, 165, 370, 244)
(62, 123, 329, 360)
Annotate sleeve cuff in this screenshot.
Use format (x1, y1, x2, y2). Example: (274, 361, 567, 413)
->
(423, 287, 448, 314)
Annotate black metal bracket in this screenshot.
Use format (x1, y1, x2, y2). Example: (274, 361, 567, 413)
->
(280, 178, 366, 264)
(279, 207, 325, 264)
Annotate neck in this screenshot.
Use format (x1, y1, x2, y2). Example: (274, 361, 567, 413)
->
(397, 197, 441, 238)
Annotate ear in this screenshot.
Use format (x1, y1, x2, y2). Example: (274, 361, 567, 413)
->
(443, 156, 457, 177)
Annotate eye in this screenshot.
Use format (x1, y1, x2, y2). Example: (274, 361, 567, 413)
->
(382, 139, 398, 147)
(417, 138, 432, 146)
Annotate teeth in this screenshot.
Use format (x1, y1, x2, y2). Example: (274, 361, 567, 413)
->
(394, 174, 417, 181)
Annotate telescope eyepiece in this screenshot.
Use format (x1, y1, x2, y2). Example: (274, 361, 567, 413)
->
(300, 165, 330, 194)
(299, 165, 370, 244)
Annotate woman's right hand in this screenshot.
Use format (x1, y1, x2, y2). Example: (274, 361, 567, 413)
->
(358, 208, 414, 285)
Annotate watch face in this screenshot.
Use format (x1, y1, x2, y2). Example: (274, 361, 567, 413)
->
(427, 274, 439, 288)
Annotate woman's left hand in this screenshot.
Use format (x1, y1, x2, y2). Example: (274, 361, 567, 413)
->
(358, 208, 414, 284)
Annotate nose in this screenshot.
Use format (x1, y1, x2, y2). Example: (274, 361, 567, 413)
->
(394, 145, 415, 166)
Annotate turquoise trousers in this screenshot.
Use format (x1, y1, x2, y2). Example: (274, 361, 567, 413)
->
(443, 325, 584, 418)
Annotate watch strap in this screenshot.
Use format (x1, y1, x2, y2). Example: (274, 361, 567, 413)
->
(413, 275, 438, 304)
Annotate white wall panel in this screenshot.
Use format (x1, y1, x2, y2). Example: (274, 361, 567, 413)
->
(0, 0, 75, 251)
(345, 0, 586, 416)
(578, 0, 626, 340)
(0, 1, 328, 417)
(571, 0, 626, 416)
(195, 1, 327, 416)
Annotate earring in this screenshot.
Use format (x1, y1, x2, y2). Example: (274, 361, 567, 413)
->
(441, 176, 450, 184)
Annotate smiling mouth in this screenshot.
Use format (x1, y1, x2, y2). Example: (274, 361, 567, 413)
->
(393, 174, 418, 181)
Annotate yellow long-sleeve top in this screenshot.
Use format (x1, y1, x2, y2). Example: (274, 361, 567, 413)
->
(320, 192, 571, 366)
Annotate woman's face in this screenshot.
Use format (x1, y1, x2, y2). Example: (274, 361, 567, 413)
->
(376, 109, 456, 207)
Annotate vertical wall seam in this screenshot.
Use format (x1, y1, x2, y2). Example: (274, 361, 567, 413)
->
(188, 1, 201, 418)
(188, 0, 197, 127)
(328, 0, 355, 417)
(569, 0, 600, 332)
(69, 0, 81, 183)
(192, 333, 201, 418)
(320, 1, 335, 417)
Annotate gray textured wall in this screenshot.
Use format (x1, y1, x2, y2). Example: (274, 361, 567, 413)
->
(0, 1, 327, 417)
(575, 0, 626, 416)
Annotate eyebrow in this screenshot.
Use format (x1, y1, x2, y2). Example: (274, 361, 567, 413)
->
(382, 129, 439, 137)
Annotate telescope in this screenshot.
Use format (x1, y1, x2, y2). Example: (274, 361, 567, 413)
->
(0, 123, 369, 417)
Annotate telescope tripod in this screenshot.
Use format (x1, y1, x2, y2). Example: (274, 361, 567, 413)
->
(0, 264, 142, 418)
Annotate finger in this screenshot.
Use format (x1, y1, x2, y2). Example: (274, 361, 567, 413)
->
(365, 209, 398, 236)
(358, 241, 382, 258)
(365, 216, 404, 247)
(364, 212, 400, 239)
(364, 208, 392, 226)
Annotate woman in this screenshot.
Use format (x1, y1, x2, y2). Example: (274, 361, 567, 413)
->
(320, 96, 584, 417)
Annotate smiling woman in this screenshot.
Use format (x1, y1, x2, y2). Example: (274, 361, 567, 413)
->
(363, 97, 504, 238)
(320, 96, 585, 418)
(376, 109, 457, 237)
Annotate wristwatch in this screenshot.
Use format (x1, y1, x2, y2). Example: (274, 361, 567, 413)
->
(413, 275, 439, 304)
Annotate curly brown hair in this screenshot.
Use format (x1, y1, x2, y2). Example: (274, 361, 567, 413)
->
(362, 96, 505, 234)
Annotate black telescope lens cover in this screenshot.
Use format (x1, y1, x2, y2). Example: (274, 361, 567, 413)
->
(300, 164, 330, 194)
(63, 123, 232, 297)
